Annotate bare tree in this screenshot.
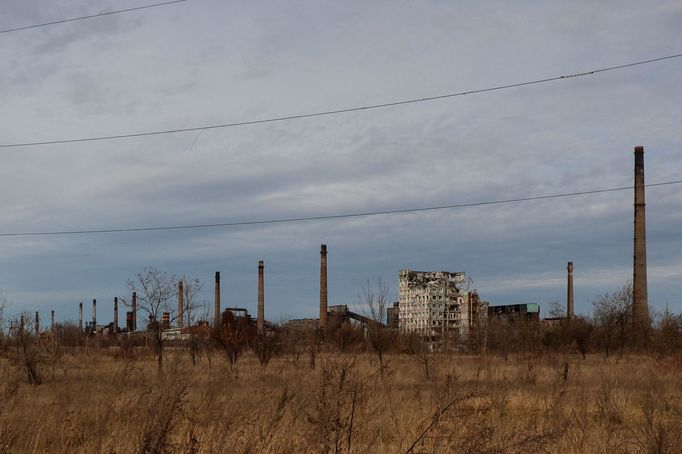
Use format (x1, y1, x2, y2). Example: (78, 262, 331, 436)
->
(0, 290, 9, 343)
(213, 309, 254, 370)
(10, 311, 43, 385)
(127, 267, 178, 375)
(359, 278, 393, 377)
(179, 276, 203, 366)
(593, 281, 632, 357)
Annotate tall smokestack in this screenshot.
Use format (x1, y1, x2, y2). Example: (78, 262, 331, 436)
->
(35, 311, 40, 334)
(320, 244, 328, 332)
(92, 299, 97, 332)
(214, 272, 221, 325)
(567, 262, 574, 318)
(633, 145, 650, 333)
(79, 302, 83, 330)
(257, 261, 265, 334)
(113, 297, 119, 336)
(178, 280, 184, 330)
(51, 310, 55, 334)
(132, 292, 137, 332)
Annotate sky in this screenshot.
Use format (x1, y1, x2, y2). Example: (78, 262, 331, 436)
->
(1, 0, 681, 326)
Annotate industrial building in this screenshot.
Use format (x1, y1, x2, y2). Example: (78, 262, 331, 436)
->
(398, 269, 487, 340)
(488, 303, 540, 321)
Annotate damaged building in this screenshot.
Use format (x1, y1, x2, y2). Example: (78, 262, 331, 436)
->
(398, 269, 487, 341)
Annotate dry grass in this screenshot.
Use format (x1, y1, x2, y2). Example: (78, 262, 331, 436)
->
(1, 349, 681, 453)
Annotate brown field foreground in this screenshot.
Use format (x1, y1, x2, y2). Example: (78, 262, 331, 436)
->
(1, 350, 681, 453)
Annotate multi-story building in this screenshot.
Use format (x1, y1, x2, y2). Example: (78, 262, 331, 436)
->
(398, 269, 486, 340)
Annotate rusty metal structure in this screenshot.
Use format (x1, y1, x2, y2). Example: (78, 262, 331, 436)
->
(257, 260, 264, 334)
(178, 280, 184, 330)
(320, 244, 328, 333)
(567, 262, 574, 318)
(633, 146, 650, 333)
(214, 272, 221, 326)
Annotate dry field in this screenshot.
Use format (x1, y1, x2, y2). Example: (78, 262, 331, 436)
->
(1, 349, 681, 453)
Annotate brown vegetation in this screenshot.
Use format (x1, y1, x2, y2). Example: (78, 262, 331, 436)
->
(1, 339, 681, 453)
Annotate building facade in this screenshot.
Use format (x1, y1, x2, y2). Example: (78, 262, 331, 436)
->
(398, 269, 486, 340)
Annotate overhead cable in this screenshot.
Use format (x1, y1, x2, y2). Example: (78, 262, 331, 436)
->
(1, 180, 680, 237)
(0, 0, 188, 35)
(1, 52, 681, 149)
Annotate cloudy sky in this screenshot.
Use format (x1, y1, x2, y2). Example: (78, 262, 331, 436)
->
(1, 0, 681, 326)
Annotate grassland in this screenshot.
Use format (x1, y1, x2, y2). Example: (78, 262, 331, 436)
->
(1, 348, 681, 453)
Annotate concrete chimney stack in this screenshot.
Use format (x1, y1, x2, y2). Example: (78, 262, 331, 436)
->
(320, 244, 328, 332)
(132, 292, 137, 332)
(113, 297, 119, 336)
(92, 299, 97, 332)
(257, 261, 264, 334)
(178, 280, 184, 330)
(214, 272, 221, 326)
(79, 302, 83, 330)
(633, 145, 650, 333)
(567, 262, 574, 318)
(51, 310, 55, 334)
(35, 311, 40, 334)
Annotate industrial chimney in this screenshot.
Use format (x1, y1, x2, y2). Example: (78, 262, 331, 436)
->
(257, 261, 265, 334)
(34, 311, 40, 334)
(113, 297, 119, 336)
(51, 310, 55, 334)
(567, 262, 574, 319)
(320, 244, 328, 332)
(214, 272, 221, 326)
(178, 280, 184, 330)
(79, 302, 83, 330)
(132, 292, 137, 332)
(633, 145, 650, 333)
(92, 299, 97, 333)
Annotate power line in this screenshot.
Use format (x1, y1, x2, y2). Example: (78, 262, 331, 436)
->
(1, 52, 681, 149)
(0, 0, 188, 35)
(1, 179, 680, 237)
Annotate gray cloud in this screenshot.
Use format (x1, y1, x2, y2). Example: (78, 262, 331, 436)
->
(1, 0, 681, 324)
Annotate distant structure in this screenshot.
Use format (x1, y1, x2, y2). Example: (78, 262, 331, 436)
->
(214, 272, 221, 325)
(257, 261, 265, 334)
(633, 146, 650, 333)
(320, 244, 328, 332)
(387, 302, 399, 328)
(113, 297, 119, 336)
(178, 280, 184, 330)
(398, 270, 486, 341)
(132, 291, 137, 332)
(567, 262, 574, 318)
(92, 299, 97, 332)
(488, 303, 540, 321)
